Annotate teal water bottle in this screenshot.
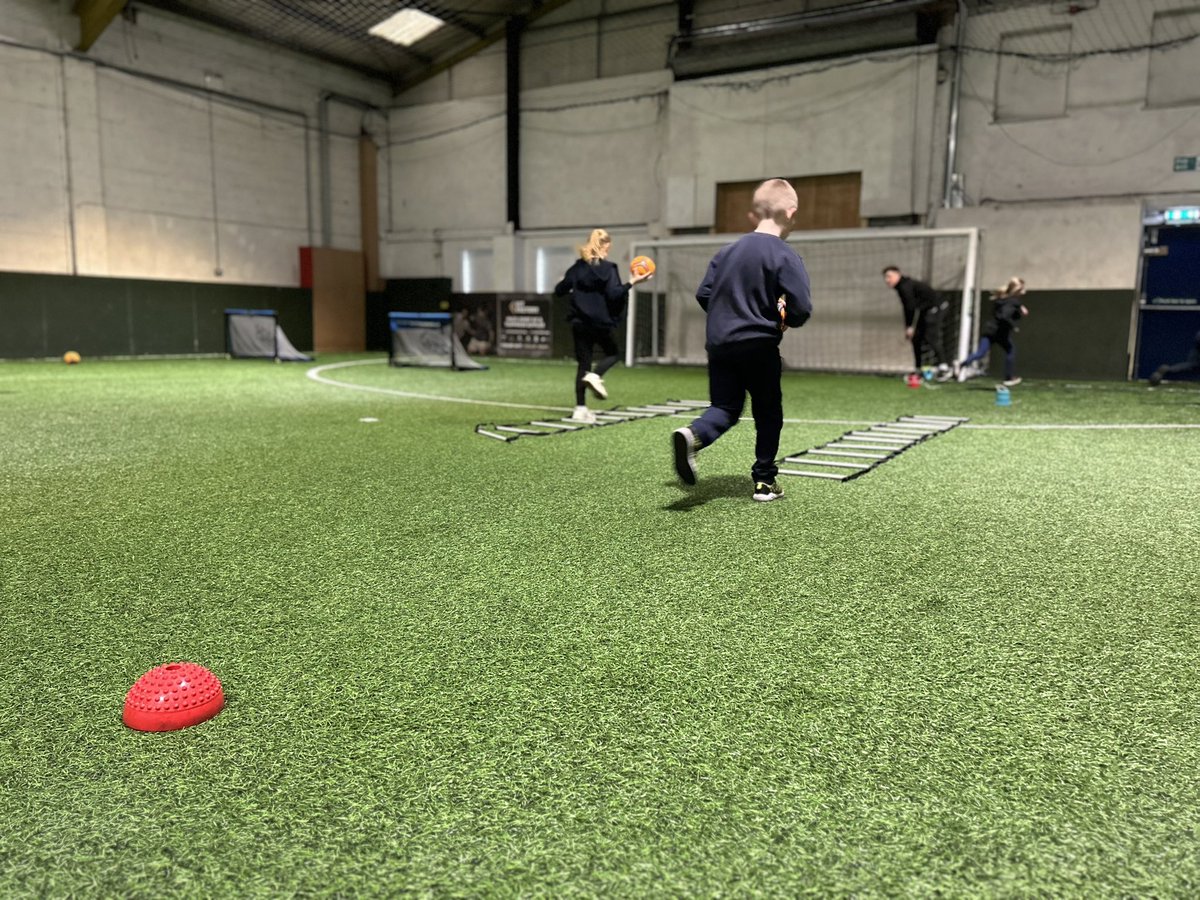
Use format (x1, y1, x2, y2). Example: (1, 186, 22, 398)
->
(995, 385, 1011, 407)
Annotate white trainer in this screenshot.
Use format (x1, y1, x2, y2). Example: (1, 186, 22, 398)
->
(582, 372, 608, 399)
(570, 405, 596, 424)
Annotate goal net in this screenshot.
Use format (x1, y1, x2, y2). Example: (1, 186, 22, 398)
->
(388, 312, 487, 370)
(225, 309, 312, 362)
(625, 228, 980, 374)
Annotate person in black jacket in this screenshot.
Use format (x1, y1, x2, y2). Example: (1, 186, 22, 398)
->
(554, 228, 651, 422)
(1149, 329, 1200, 386)
(883, 266, 951, 378)
(956, 277, 1028, 386)
(672, 179, 813, 502)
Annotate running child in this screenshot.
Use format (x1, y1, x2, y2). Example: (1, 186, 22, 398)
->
(554, 228, 652, 422)
(672, 179, 813, 502)
(956, 276, 1027, 386)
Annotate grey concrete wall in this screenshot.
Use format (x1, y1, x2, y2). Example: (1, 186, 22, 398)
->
(937, 200, 1144, 292)
(385, 47, 940, 285)
(932, 0, 1200, 289)
(665, 49, 939, 227)
(386, 0, 1200, 296)
(953, 0, 1200, 205)
(0, 0, 389, 285)
(5, 0, 1199, 300)
(383, 70, 668, 290)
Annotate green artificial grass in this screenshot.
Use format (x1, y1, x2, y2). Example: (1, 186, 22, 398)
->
(1, 356, 1198, 897)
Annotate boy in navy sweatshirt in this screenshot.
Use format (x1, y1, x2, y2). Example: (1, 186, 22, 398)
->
(672, 179, 813, 502)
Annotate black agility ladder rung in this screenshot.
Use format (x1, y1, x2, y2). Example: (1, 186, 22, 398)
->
(778, 414, 968, 482)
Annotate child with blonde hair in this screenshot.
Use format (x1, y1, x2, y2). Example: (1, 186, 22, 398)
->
(956, 276, 1028, 386)
(554, 228, 652, 421)
(672, 179, 813, 502)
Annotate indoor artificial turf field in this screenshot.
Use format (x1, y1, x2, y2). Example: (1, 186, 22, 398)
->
(2, 355, 1198, 897)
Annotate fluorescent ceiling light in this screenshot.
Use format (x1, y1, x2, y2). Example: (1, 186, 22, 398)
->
(369, 8, 444, 46)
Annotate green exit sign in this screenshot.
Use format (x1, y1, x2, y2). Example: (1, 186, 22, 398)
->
(1175, 156, 1197, 172)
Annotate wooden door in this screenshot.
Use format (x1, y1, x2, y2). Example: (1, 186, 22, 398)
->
(715, 172, 862, 233)
(305, 247, 366, 352)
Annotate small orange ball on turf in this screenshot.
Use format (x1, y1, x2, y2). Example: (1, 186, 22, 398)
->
(630, 255, 656, 278)
(63, 351, 82, 365)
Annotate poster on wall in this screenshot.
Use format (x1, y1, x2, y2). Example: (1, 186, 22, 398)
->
(497, 295, 553, 358)
(450, 294, 499, 356)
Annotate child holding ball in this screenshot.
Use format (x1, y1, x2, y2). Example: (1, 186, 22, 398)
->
(554, 228, 652, 422)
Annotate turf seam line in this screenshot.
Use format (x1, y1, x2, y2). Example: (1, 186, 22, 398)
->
(307, 361, 1200, 430)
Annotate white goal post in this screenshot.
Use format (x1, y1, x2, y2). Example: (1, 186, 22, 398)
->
(626, 227, 981, 374)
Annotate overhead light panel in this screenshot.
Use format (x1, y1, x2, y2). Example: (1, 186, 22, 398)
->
(369, 8, 444, 46)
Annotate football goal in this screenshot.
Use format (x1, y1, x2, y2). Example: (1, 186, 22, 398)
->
(388, 312, 486, 370)
(625, 227, 981, 374)
(225, 309, 312, 362)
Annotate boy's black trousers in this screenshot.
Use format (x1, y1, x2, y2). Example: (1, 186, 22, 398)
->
(689, 338, 783, 483)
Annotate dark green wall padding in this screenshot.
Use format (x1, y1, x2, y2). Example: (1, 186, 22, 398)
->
(0, 274, 1137, 380)
(986, 290, 1135, 381)
(0, 272, 312, 359)
(366, 278, 453, 351)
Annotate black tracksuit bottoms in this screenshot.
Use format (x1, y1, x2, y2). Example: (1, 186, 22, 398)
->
(689, 339, 784, 484)
(572, 322, 619, 405)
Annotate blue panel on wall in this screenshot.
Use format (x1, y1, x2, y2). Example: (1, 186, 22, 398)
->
(1143, 225, 1200, 306)
(1136, 308, 1200, 380)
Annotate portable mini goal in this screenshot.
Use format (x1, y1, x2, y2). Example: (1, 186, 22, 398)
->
(224, 309, 312, 362)
(388, 312, 486, 370)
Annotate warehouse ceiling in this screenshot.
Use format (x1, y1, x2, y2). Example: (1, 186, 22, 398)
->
(671, 0, 956, 79)
(126, 0, 965, 91)
(131, 0, 571, 89)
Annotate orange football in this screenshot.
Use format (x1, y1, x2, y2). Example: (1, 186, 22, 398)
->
(630, 255, 656, 278)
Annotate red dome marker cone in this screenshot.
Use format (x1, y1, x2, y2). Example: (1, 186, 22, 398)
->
(123, 662, 224, 732)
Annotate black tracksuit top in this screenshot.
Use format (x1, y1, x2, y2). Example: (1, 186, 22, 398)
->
(554, 259, 631, 330)
(893, 275, 942, 328)
(983, 296, 1026, 340)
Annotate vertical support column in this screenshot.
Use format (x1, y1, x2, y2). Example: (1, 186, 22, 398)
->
(359, 134, 382, 292)
(492, 233, 519, 293)
(942, 0, 967, 209)
(677, 0, 695, 49)
(61, 57, 109, 276)
(505, 16, 523, 232)
(318, 92, 332, 247)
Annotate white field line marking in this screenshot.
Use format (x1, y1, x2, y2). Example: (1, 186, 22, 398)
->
(306, 358, 574, 414)
(962, 423, 1200, 430)
(308, 360, 1200, 431)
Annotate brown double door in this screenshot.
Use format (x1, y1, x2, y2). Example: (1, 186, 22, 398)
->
(714, 172, 862, 233)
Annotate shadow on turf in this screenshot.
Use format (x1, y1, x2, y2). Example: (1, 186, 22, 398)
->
(663, 475, 751, 511)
